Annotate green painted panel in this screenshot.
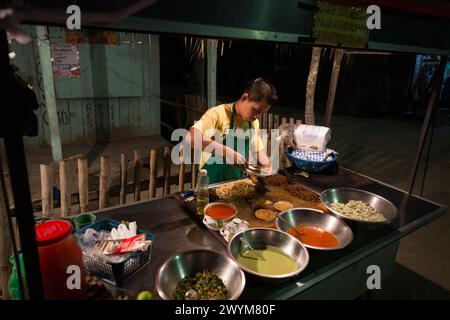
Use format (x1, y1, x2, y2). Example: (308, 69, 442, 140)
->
(108, 98, 121, 139)
(105, 44, 145, 97)
(67, 100, 85, 143)
(118, 98, 130, 136)
(54, 43, 145, 99)
(82, 99, 96, 142)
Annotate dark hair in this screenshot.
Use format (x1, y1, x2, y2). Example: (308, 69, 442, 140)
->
(243, 77, 278, 105)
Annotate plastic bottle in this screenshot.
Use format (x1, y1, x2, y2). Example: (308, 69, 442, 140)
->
(196, 169, 209, 215)
(35, 220, 87, 299)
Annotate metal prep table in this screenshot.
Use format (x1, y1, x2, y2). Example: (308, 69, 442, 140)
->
(93, 174, 447, 300)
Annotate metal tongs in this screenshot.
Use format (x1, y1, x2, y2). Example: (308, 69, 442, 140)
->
(245, 164, 268, 194)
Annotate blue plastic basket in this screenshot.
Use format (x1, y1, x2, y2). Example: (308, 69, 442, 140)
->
(76, 219, 154, 287)
(285, 146, 337, 173)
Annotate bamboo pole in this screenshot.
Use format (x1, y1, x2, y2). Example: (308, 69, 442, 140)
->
(280, 117, 288, 169)
(0, 172, 12, 299)
(149, 149, 158, 198)
(133, 150, 141, 201)
(324, 49, 345, 127)
(262, 112, 268, 130)
(59, 159, 71, 217)
(163, 146, 171, 196)
(77, 158, 89, 213)
(178, 146, 185, 192)
(267, 113, 273, 157)
(274, 114, 279, 129)
(191, 150, 198, 190)
(120, 153, 128, 205)
(40, 164, 53, 217)
(305, 47, 322, 125)
(99, 156, 110, 209)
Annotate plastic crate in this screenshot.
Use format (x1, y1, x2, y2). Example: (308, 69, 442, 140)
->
(76, 219, 154, 287)
(285, 146, 337, 173)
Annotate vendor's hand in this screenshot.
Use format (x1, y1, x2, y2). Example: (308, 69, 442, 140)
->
(225, 149, 248, 169)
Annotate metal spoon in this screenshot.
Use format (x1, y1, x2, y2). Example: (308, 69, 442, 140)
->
(277, 214, 304, 238)
(240, 237, 265, 261)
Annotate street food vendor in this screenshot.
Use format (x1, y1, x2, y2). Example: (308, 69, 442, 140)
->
(188, 78, 278, 183)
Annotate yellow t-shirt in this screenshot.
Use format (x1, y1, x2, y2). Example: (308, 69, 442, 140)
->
(192, 103, 265, 169)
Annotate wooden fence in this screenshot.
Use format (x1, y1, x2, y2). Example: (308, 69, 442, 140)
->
(36, 112, 301, 217)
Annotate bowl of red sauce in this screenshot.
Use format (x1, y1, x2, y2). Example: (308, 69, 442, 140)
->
(203, 202, 238, 230)
(275, 208, 353, 250)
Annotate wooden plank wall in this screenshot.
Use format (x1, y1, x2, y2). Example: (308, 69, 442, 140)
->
(10, 27, 160, 146)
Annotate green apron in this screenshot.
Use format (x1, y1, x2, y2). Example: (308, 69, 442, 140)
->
(202, 103, 251, 184)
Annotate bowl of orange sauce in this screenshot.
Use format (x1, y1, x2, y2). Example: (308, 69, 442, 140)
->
(275, 208, 353, 250)
(203, 202, 238, 230)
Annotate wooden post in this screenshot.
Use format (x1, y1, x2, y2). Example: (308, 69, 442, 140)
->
(305, 47, 322, 125)
(149, 34, 161, 136)
(120, 153, 128, 205)
(77, 158, 89, 213)
(274, 114, 279, 129)
(207, 39, 217, 109)
(267, 113, 273, 157)
(178, 146, 185, 192)
(0, 169, 12, 299)
(99, 156, 110, 209)
(59, 159, 71, 217)
(149, 149, 158, 198)
(163, 146, 171, 196)
(40, 163, 53, 217)
(191, 151, 198, 190)
(133, 150, 141, 201)
(36, 26, 62, 161)
(324, 49, 345, 127)
(262, 112, 268, 130)
(280, 117, 288, 169)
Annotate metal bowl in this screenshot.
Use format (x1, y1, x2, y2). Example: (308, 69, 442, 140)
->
(156, 249, 245, 300)
(275, 208, 353, 250)
(320, 188, 398, 224)
(227, 228, 309, 280)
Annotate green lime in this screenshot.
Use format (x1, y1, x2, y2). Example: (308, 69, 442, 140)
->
(136, 290, 154, 300)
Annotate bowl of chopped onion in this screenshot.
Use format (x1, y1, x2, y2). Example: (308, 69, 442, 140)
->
(320, 188, 398, 225)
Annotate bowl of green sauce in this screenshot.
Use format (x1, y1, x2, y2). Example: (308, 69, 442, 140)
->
(227, 228, 309, 280)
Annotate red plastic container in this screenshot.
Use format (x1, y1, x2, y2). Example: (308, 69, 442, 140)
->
(35, 220, 86, 299)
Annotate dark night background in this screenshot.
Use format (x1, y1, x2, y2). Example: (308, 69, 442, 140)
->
(158, 34, 440, 140)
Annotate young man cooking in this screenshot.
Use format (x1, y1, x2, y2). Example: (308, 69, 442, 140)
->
(188, 77, 278, 184)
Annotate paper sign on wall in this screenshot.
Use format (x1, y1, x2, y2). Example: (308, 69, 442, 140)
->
(51, 43, 80, 78)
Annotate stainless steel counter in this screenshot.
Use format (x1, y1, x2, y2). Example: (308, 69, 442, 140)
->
(92, 175, 447, 299)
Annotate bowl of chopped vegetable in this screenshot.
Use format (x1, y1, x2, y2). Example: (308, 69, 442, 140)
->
(320, 188, 398, 225)
(156, 249, 246, 300)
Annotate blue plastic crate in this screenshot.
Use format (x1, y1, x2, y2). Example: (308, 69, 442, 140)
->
(285, 146, 337, 173)
(76, 219, 154, 287)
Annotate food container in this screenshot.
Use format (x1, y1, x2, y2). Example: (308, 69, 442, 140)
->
(156, 249, 246, 300)
(320, 188, 398, 226)
(228, 228, 309, 281)
(220, 218, 250, 241)
(285, 146, 337, 173)
(203, 202, 238, 230)
(275, 208, 353, 250)
(76, 219, 154, 287)
(35, 220, 87, 299)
